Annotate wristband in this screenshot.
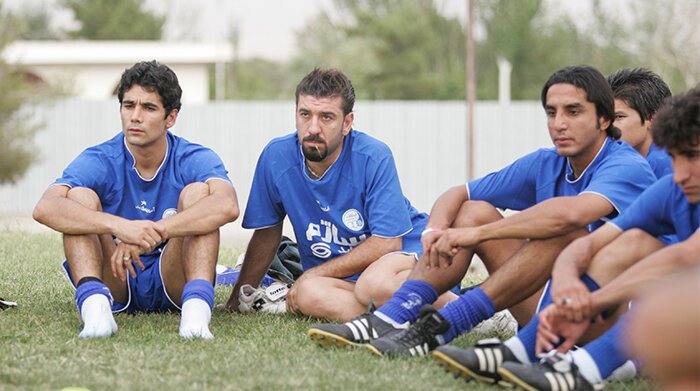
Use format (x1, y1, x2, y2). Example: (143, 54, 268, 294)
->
(421, 227, 442, 237)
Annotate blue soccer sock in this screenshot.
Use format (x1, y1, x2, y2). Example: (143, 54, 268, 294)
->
(438, 287, 495, 343)
(181, 279, 215, 310)
(375, 279, 438, 325)
(576, 320, 628, 381)
(516, 274, 604, 358)
(75, 277, 113, 312)
(512, 317, 541, 362)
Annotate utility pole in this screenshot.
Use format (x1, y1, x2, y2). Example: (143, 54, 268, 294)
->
(466, 0, 476, 180)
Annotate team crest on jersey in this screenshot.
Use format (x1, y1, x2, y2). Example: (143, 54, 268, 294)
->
(342, 209, 364, 231)
(162, 208, 177, 219)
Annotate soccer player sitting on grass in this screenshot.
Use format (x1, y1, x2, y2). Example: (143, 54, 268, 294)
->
(222, 68, 438, 322)
(33, 61, 239, 339)
(492, 84, 700, 390)
(308, 65, 657, 356)
(435, 84, 700, 390)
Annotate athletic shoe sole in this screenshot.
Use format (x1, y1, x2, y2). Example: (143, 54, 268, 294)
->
(364, 344, 383, 357)
(307, 328, 363, 349)
(497, 366, 534, 390)
(432, 350, 513, 388)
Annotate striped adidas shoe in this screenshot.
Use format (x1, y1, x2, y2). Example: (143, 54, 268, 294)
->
(431, 338, 517, 386)
(308, 311, 404, 349)
(499, 352, 603, 391)
(367, 304, 450, 357)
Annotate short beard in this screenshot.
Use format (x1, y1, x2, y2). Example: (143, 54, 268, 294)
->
(302, 136, 327, 162)
(302, 145, 327, 162)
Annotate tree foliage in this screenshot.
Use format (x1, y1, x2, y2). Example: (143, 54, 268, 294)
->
(224, 0, 695, 100)
(63, 0, 164, 40)
(0, 9, 44, 184)
(11, 6, 62, 40)
(295, 0, 466, 100)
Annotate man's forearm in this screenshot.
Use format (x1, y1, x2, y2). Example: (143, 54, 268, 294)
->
(552, 224, 621, 282)
(232, 224, 283, 292)
(158, 182, 238, 239)
(34, 192, 119, 235)
(308, 235, 402, 279)
(425, 185, 469, 229)
(475, 195, 613, 242)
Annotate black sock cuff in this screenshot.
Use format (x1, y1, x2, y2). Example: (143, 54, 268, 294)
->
(76, 276, 103, 287)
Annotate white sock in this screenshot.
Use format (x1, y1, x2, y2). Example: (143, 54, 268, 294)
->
(570, 349, 604, 384)
(179, 298, 214, 340)
(607, 360, 637, 381)
(79, 294, 117, 338)
(503, 336, 532, 364)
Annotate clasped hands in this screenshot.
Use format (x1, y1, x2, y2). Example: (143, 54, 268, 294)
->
(110, 219, 167, 281)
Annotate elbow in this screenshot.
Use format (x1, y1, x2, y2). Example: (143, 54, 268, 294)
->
(556, 208, 590, 232)
(675, 243, 700, 269)
(386, 236, 403, 252)
(222, 198, 239, 224)
(228, 204, 240, 223)
(32, 202, 48, 225)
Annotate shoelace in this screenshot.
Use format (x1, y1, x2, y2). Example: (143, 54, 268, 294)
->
(391, 314, 440, 347)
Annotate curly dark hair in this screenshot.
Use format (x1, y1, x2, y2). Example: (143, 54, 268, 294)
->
(608, 68, 671, 124)
(117, 60, 182, 118)
(295, 68, 355, 116)
(652, 85, 700, 149)
(542, 65, 621, 139)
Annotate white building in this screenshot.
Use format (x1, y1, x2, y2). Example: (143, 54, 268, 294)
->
(2, 40, 233, 103)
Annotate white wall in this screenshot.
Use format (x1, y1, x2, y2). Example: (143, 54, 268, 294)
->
(24, 64, 210, 104)
(0, 99, 551, 242)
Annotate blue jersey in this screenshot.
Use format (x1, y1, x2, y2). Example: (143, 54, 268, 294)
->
(646, 143, 673, 179)
(610, 175, 700, 241)
(467, 138, 656, 231)
(54, 132, 231, 261)
(243, 130, 428, 279)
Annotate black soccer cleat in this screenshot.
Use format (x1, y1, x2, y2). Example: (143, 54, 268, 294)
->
(308, 311, 403, 349)
(367, 304, 450, 357)
(431, 338, 518, 386)
(498, 352, 603, 391)
(0, 297, 17, 310)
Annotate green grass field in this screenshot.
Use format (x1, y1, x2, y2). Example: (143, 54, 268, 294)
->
(0, 231, 653, 390)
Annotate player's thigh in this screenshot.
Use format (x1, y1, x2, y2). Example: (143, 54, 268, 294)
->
(588, 229, 664, 286)
(158, 237, 187, 306)
(355, 253, 416, 305)
(295, 276, 355, 305)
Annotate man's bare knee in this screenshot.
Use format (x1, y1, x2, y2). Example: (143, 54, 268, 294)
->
(355, 273, 396, 306)
(453, 200, 502, 228)
(66, 187, 102, 210)
(294, 277, 327, 315)
(178, 182, 209, 210)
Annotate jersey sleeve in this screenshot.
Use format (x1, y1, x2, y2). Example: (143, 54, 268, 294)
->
(180, 146, 231, 184)
(241, 145, 286, 229)
(608, 177, 676, 236)
(363, 153, 413, 238)
(467, 150, 541, 210)
(53, 148, 115, 204)
(580, 155, 656, 215)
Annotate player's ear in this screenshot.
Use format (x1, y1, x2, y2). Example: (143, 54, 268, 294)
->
(342, 112, 354, 136)
(165, 109, 178, 129)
